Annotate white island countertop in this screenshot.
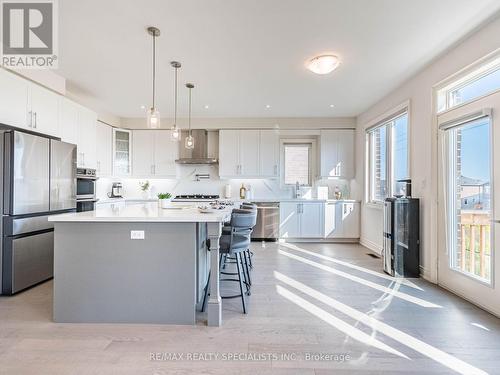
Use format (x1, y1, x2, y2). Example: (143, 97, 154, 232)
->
(48, 202, 232, 223)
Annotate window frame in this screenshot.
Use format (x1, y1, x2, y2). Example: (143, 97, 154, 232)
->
(436, 49, 500, 113)
(280, 139, 316, 188)
(365, 106, 410, 205)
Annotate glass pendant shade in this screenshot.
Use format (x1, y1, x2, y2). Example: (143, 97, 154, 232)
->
(170, 126, 180, 141)
(185, 134, 194, 149)
(147, 108, 160, 129)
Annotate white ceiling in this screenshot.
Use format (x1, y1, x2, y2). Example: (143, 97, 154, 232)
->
(58, 0, 500, 119)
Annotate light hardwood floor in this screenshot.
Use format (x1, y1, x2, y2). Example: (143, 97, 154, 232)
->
(1, 242, 500, 374)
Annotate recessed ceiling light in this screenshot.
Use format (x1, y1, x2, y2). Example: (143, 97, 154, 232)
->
(266, 104, 271, 109)
(306, 54, 340, 75)
(329, 104, 335, 108)
(204, 105, 209, 109)
(140, 105, 146, 110)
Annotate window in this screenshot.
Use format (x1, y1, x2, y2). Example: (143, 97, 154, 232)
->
(283, 143, 312, 186)
(367, 111, 409, 203)
(437, 55, 500, 113)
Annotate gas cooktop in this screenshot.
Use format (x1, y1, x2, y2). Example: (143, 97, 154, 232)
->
(173, 194, 220, 201)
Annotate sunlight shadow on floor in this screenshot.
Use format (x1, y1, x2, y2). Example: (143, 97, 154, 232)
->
(275, 285, 408, 359)
(279, 242, 423, 291)
(278, 250, 441, 308)
(274, 271, 488, 375)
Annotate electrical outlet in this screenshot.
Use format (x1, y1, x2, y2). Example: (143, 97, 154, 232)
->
(130, 230, 145, 240)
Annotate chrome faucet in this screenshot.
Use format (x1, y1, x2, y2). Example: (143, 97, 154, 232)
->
(295, 181, 301, 199)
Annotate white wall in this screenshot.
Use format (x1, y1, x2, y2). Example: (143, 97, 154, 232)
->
(355, 15, 500, 282)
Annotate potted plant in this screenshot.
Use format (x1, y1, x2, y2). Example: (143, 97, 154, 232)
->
(139, 180, 150, 200)
(157, 192, 172, 208)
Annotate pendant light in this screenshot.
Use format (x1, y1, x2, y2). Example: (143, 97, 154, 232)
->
(185, 83, 195, 149)
(170, 61, 181, 141)
(146, 27, 160, 129)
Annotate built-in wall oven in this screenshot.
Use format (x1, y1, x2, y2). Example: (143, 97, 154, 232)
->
(76, 168, 98, 212)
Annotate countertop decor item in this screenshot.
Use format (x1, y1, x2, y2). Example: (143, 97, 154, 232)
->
(157, 192, 172, 208)
(239, 183, 247, 199)
(140, 180, 150, 199)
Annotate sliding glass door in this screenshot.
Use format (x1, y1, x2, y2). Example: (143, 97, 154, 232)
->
(438, 91, 500, 315)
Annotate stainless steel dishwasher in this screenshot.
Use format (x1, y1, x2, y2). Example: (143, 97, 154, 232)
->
(251, 202, 280, 241)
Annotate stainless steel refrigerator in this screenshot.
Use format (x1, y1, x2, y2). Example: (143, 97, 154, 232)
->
(1, 130, 76, 295)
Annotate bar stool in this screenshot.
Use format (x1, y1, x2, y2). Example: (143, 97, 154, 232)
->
(240, 203, 257, 269)
(222, 203, 257, 271)
(202, 209, 257, 314)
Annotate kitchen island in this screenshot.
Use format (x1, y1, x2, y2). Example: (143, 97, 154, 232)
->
(48, 202, 231, 327)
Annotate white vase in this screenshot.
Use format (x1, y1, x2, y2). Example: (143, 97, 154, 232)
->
(159, 199, 171, 209)
(141, 191, 149, 200)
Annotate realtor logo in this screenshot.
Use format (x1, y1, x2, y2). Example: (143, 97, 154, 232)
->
(1, 0, 58, 68)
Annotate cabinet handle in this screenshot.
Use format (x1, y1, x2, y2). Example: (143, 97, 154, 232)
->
(33, 112, 37, 128)
(28, 111, 32, 127)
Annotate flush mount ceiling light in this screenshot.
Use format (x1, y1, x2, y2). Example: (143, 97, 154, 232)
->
(146, 27, 161, 129)
(170, 61, 182, 141)
(306, 54, 340, 75)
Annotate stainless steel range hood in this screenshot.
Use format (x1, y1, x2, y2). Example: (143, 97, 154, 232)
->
(175, 130, 218, 164)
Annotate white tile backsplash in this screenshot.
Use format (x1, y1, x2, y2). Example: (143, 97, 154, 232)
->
(96, 165, 351, 201)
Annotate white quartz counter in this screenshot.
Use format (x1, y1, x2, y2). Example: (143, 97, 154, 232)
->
(97, 197, 360, 204)
(49, 202, 231, 223)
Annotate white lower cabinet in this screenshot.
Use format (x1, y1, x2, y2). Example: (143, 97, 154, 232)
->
(324, 202, 360, 239)
(279, 202, 324, 238)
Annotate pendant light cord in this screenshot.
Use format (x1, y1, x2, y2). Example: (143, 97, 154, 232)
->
(174, 66, 178, 126)
(152, 33, 156, 109)
(188, 85, 192, 136)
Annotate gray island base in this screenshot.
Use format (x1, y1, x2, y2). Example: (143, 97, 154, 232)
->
(49, 203, 230, 326)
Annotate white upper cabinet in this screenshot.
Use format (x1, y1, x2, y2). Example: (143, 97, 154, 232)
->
(153, 130, 177, 177)
(61, 98, 98, 170)
(259, 129, 279, 177)
(0, 68, 59, 136)
(219, 129, 279, 178)
(132, 130, 154, 177)
(0, 68, 29, 129)
(30, 83, 59, 137)
(77, 107, 97, 168)
(320, 129, 355, 179)
(218, 130, 240, 177)
(113, 128, 132, 176)
(132, 130, 177, 178)
(239, 130, 260, 176)
(96, 122, 113, 177)
(59, 98, 79, 145)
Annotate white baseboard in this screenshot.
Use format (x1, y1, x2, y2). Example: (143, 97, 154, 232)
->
(359, 237, 382, 255)
(419, 266, 435, 282)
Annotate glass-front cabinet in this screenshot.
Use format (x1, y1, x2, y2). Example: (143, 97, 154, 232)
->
(113, 128, 132, 176)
